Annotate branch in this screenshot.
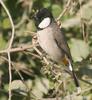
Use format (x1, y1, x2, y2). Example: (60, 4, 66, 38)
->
(0, 0, 15, 100)
(57, 0, 71, 20)
(0, 0, 15, 49)
(0, 44, 38, 54)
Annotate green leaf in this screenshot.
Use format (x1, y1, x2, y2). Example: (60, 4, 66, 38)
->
(43, 0, 51, 8)
(3, 18, 11, 29)
(80, 2, 92, 20)
(10, 80, 28, 95)
(32, 77, 49, 98)
(0, 34, 6, 50)
(69, 39, 89, 62)
(27, 20, 36, 32)
(52, 4, 62, 18)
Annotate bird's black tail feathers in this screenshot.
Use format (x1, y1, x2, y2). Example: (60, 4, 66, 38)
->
(72, 70, 80, 87)
(68, 60, 80, 88)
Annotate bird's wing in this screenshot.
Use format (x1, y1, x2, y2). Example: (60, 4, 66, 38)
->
(53, 24, 73, 62)
(52, 23, 80, 88)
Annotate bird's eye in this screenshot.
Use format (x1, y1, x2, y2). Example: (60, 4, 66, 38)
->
(40, 16, 44, 21)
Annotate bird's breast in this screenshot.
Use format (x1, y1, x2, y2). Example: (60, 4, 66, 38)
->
(37, 27, 63, 62)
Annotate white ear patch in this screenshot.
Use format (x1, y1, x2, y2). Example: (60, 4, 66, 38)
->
(38, 17, 51, 29)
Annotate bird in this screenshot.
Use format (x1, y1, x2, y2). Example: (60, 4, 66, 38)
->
(33, 8, 81, 92)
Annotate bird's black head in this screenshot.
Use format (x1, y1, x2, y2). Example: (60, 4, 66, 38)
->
(34, 8, 54, 30)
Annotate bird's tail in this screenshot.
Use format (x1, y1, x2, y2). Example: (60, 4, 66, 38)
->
(68, 61, 81, 93)
(68, 61, 79, 87)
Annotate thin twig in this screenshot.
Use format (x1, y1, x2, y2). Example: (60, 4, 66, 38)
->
(33, 47, 49, 64)
(32, 38, 50, 65)
(15, 11, 28, 29)
(0, 0, 15, 100)
(57, 0, 71, 20)
(78, 0, 89, 42)
(0, 55, 32, 94)
(1, 56, 25, 82)
(81, 86, 92, 94)
(7, 52, 12, 100)
(23, 50, 41, 59)
(0, 0, 15, 49)
(0, 44, 38, 54)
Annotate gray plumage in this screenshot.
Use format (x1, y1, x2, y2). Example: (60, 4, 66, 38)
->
(37, 21, 72, 64)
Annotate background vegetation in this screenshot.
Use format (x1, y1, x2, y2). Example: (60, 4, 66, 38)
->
(0, 0, 92, 100)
